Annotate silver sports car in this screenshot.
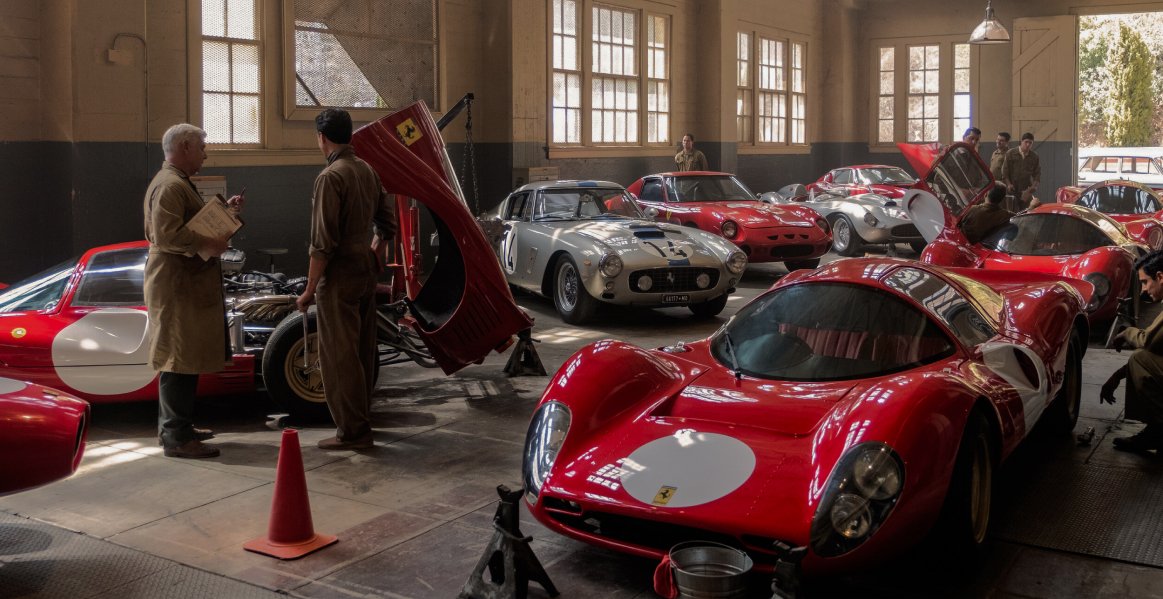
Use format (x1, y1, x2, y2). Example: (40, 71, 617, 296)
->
(761, 186, 926, 256)
(480, 180, 747, 323)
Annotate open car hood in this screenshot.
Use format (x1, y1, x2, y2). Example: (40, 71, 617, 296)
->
(899, 141, 996, 243)
(351, 102, 532, 374)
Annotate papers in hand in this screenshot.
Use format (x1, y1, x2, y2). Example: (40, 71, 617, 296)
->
(187, 196, 244, 260)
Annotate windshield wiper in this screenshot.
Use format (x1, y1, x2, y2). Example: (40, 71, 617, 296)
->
(723, 331, 742, 380)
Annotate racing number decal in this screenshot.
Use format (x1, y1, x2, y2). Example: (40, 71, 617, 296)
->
(653, 486, 677, 505)
(10, 328, 26, 339)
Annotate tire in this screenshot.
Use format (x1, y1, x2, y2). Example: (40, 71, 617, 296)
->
(262, 310, 330, 420)
(936, 410, 994, 560)
(784, 258, 820, 271)
(1045, 329, 1082, 435)
(830, 215, 864, 257)
(689, 293, 729, 318)
(553, 255, 598, 324)
(909, 240, 927, 254)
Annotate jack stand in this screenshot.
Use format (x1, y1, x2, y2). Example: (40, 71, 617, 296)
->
(503, 328, 547, 377)
(769, 541, 807, 599)
(458, 485, 559, 599)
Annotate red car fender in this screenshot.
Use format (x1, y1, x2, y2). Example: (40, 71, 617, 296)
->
(919, 238, 978, 268)
(1121, 218, 1163, 250)
(0, 381, 90, 497)
(1060, 245, 1134, 300)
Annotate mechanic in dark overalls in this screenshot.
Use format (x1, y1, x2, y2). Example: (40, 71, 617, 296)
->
(297, 108, 397, 450)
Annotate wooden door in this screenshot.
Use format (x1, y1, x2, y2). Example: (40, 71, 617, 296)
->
(1011, 16, 1078, 143)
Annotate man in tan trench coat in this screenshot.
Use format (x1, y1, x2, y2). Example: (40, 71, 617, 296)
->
(1102, 250, 1163, 453)
(143, 124, 243, 459)
(296, 109, 396, 450)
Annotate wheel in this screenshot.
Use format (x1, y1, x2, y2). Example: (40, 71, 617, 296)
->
(1045, 329, 1082, 435)
(909, 240, 927, 254)
(936, 410, 994, 559)
(262, 310, 330, 420)
(689, 293, 729, 318)
(830, 215, 864, 257)
(553, 255, 598, 324)
(784, 258, 820, 271)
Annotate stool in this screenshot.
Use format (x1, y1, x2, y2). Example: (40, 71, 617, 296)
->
(257, 248, 288, 273)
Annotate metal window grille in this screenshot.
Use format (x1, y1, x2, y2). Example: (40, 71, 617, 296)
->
(202, 0, 261, 145)
(757, 37, 786, 143)
(907, 44, 939, 142)
(737, 32, 752, 143)
(878, 47, 894, 143)
(953, 43, 971, 141)
(591, 5, 637, 144)
(646, 14, 669, 144)
(552, 0, 582, 143)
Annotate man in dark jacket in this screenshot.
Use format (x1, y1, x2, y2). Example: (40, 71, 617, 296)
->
(1103, 250, 1163, 453)
(958, 185, 1013, 245)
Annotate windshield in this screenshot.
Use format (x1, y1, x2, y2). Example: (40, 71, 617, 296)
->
(858, 167, 915, 185)
(711, 282, 955, 381)
(926, 145, 992, 217)
(533, 188, 644, 221)
(1077, 184, 1162, 215)
(72, 248, 147, 307)
(980, 213, 1113, 256)
(0, 258, 77, 313)
(667, 175, 756, 202)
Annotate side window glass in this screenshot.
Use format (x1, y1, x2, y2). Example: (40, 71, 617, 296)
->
(884, 267, 995, 347)
(640, 179, 664, 202)
(834, 170, 853, 184)
(72, 248, 147, 307)
(505, 193, 529, 220)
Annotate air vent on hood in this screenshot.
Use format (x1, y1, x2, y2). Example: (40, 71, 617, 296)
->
(629, 224, 666, 239)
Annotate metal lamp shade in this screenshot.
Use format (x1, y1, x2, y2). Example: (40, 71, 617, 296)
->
(969, 2, 1011, 45)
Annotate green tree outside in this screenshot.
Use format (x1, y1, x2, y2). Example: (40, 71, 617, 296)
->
(1107, 23, 1155, 146)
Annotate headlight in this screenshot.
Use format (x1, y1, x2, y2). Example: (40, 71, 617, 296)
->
(810, 442, 904, 557)
(726, 250, 748, 274)
(638, 275, 654, 291)
(863, 212, 879, 227)
(599, 252, 623, 277)
(721, 221, 739, 238)
(1083, 273, 1111, 312)
(815, 217, 829, 233)
(523, 401, 571, 503)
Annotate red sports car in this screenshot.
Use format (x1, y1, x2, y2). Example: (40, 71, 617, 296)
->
(901, 143, 1145, 324)
(523, 257, 1088, 580)
(626, 172, 831, 270)
(805, 164, 917, 199)
(1055, 180, 1163, 250)
(0, 377, 89, 496)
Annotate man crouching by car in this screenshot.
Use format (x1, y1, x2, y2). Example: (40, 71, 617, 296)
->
(1102, 249, 1163, 453)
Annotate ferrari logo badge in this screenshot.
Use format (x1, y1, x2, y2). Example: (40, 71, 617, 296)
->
(396, 118, 421, 146)
(11, 328, 25, 339)
(652, 485, 677, 505)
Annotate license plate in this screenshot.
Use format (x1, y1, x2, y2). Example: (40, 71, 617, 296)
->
(662, 294, 690, 303)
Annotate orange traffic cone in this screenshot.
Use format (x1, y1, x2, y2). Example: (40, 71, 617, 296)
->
(244, 428, 338, 559)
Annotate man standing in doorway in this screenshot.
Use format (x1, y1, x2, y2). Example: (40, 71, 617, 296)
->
(297, 108, 397, 450)
(989, 132, 1011, 182)
(675, 133, 709, 172)
(144, 123, 243, 459)
(1003, 132, 1041, 209)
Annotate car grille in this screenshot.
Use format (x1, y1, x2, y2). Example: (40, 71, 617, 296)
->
(544, 507, 781, 566)
(629, 267, 720, 293)
(771, 244, 815, 258)
(891, 224, 920, 237)
(768, 233, 814, 241)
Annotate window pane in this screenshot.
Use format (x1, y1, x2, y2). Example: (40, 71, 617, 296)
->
(567, 73, 580, 106)
(880, 72, 893, 95)
(226, 0, 256, 40)
(232, 94, 260, 143)
(203, 92, 230, 143)
(879, 96, 893, 119)
(954, 68, 969, 93)
(925, 71, 938, 93)
(909, 46, 924, 70)
(563, 0, 576, 35)
(203, 40, 230, 93)
(879, 47, 894, 71)
(954, 94, 970, 118)
(908, 96, 923, 118)
(925, 45, 939, 68)
(924, 95, 938, 115)
(955, 43, 969, 68)
(203, 0, 225, 37)
(879, 120, 893, 143)
(232, 43, 260, 94)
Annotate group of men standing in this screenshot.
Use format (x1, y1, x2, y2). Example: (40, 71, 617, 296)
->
(143, 109, 393, 458)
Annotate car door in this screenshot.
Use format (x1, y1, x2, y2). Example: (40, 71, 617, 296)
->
(500, 192, 533, 285)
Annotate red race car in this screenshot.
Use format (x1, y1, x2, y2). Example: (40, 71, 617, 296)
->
(523, 257, 1088, 581)
(627, 171, 831, 270)
(0, 377, 89, 496)
(1055, 179, 1163, 250)
(805, 164, 917, 199)
(901, 142, 1145, 325)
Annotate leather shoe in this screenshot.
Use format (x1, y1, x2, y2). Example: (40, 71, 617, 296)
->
(317, 433, 374, 450)
(157, 427, 215, 446)
(164, 439, 221, 459)
(1112, 429, 1163, 453)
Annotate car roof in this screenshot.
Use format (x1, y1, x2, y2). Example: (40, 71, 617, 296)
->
(513, 179, 626, 193)
(645, 171, 733, 177)
(838, 164, 902, 171)
(1024, 203, 1135, 244)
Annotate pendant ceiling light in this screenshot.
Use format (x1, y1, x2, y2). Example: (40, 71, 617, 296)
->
(969, 0, 1011, 45)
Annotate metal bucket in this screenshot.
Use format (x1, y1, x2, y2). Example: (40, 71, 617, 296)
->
(670, 541, 753, 599)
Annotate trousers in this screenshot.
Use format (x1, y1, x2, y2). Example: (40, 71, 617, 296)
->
(316, 264, 379, 440)
(158, 371, 199, 447)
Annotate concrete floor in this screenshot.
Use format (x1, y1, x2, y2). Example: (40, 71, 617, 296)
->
(3, 249, 1163, 599)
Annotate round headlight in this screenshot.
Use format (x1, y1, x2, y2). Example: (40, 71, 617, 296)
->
(852, 446, 903, 500)
(1083, 273, 1111, 312)
(863, 212, 879, 227)
(830, 493, 872, 539)
(638, 275, 654, 291)
(721, 220, 739, 238)
(523, 402, 572, 500)
(815, 217, 829, 232)
(599, 252, 623, 278)
(726, 251, 747, 274)
(696, 273, 711, 289)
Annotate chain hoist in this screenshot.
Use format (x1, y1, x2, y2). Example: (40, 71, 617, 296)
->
(460, 99, 480, 214)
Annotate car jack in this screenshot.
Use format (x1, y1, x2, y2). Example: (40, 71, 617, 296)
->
(458, 485, 559, 599)
(503, 328, 547, 377)
(770, 541, 807, 599)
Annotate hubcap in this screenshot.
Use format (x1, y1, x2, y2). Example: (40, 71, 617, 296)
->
(835, 220, 851, 250)
(284, 334, 326, 404)
(558, 263, 579, 311)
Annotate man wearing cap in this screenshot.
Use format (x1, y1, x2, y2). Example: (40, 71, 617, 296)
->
(296, 108, 396, 450)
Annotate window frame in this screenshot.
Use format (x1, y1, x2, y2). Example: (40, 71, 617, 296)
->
(869, 35, 978, 151)
(736, 25, 809, 154)
(194, 0, 265, 148)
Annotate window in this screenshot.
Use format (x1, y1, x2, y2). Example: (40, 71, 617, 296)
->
(288, 0, 437, 116)
(202, 0, 261, 144)
(549, 1, 671, 147)
(872, 37, 975, 146)
(737, 30, 807, 147)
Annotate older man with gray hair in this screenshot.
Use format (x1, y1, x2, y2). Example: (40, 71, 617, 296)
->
(143, 123, 243, 459)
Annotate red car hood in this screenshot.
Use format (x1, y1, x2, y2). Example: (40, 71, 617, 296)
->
(692, 202, 817, 228)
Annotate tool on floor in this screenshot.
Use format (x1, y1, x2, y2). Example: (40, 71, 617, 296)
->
(503, 328, 547, 377)
(1077, 425, 1096, 446)
(243, 428, 337, 559)
(458, 485, 558, 599)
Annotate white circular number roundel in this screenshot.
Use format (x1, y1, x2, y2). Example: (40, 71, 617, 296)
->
(0, 377, 28, 394)
(52, 308, 156, 395)
(620, 431, 756, 508)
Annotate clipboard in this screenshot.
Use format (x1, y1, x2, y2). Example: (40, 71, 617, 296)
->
(187, 196, 244, 260)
